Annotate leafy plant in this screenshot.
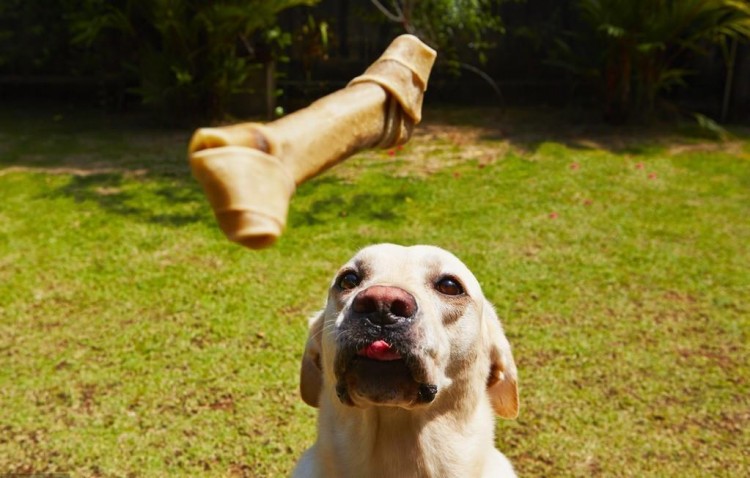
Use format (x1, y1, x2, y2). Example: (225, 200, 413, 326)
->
(373, 0, 504, 61)
(370, 0, 523, 100)
(0, 0, 74, 75)
(551, 0, 750, 122)
(68, 0, 319, 121)
(295, 14, 331, 82)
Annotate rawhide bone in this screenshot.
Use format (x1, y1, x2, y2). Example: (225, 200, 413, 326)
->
(188, 34, 437, 249)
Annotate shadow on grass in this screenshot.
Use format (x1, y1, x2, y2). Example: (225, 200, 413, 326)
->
(0, 102, 191, 173)
(45, 172, 212, 227)
(290, 176, 409, 227)
(0, 102, 219, 228)
(5, 103, 748, 230)
(291, 191, 408, 227)
(424, 106, 750, 155)
(37, 160, 410, 231)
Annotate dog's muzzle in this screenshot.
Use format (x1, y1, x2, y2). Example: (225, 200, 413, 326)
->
(351, 285, 418, 327)
(334, 285, 438, 407)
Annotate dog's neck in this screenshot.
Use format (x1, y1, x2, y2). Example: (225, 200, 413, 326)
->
(314, 380, 497, 478)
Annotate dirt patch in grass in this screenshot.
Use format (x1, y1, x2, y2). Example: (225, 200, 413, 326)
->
(0, 165, 149, 177)
(668, 141, 747, 156)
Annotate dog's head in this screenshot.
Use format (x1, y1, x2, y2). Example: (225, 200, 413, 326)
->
(300, 244, 518, 418)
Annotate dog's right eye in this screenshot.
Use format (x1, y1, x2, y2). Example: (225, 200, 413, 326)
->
(337, 271, 361, 290)
(435, 276, 464, 296)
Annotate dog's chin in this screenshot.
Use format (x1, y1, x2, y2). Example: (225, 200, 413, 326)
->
(335, 354, 439, 408)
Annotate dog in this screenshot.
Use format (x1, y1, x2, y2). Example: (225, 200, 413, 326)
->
(293, 244, 519, 478)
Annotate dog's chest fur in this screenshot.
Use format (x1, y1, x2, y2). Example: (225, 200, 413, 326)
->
(309, 388, 499, 478)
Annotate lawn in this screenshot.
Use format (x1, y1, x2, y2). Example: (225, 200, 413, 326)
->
(1, 104, 749, 477)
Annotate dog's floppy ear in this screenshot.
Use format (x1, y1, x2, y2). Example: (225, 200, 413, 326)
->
(300, 311, 324, 408)
(483, 300, 519, 419)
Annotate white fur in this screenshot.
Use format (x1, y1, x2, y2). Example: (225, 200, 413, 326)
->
(294, 244, 519, 478)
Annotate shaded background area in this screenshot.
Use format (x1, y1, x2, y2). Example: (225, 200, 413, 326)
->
(1, 0, 749, 124)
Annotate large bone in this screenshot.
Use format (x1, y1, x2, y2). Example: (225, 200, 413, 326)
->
(188, 34, 436, 249)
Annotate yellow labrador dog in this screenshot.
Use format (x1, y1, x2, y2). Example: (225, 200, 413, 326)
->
(293, 244, 519, 478)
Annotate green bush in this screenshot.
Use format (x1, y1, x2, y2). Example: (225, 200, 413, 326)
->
(0, 0, 72, 75)
(551, 0, 750, 122)
(369, 0, 520, 89)
(69, 0, 319, 121)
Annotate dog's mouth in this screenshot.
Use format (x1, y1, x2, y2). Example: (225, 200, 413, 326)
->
(334, 339, 438, 408)
(358, 339, 403, 361)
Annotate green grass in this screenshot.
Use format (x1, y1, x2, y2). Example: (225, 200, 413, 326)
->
(1, 105, 749, 477)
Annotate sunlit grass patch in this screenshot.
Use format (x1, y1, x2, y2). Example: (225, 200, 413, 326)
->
(1, 108, 749, 477)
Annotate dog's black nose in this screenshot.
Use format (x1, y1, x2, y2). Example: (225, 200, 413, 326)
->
(352, 285, 417, 325)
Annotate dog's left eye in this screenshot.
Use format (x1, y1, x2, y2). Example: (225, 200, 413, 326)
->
(337, 271, 361, 290)
(435, 276, 464, 296)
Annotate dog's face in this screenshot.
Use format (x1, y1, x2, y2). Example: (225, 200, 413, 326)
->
(300, 244, 518, 418)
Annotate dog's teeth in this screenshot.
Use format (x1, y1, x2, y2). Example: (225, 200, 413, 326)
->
(418, 384, 438, 403)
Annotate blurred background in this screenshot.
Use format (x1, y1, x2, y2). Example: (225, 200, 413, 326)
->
(1, 0, 749, 125)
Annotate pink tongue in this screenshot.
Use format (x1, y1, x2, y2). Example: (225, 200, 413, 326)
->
(359, 340, 402, 361)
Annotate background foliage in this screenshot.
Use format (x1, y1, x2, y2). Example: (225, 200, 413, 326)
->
(551, 0, 750, 122)
(370, 0, 508, 65)
(67, 0, 319, 120)
(1, 0, 748, 122)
